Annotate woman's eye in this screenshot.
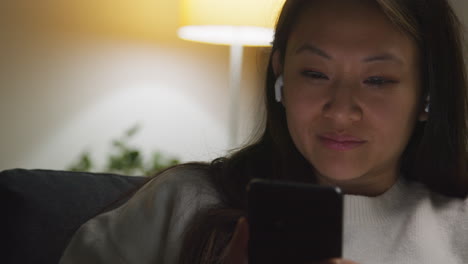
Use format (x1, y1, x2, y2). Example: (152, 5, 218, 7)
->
(302, 71, 329, 80)
(364, 76, 396, 86)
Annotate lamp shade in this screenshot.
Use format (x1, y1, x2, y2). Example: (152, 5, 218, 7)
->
(178, 0, 285, 46)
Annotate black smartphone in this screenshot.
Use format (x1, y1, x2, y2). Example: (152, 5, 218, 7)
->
(247, 178, 343, 264)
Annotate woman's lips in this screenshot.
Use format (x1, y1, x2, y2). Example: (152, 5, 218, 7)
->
(318, 134, 367, 151)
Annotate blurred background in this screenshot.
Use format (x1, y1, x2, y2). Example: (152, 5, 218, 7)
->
(0, 0, 466, 173)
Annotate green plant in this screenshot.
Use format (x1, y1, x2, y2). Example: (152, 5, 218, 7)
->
(68, 124, 180, 176)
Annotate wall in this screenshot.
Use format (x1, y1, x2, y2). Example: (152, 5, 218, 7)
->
(0, 0, 268, 171)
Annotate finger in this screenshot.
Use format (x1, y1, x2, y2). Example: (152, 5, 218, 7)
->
(224, 217, 249, 264)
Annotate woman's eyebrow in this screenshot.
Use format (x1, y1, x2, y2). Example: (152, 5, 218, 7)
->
(295, 43, 404, 65)
(295, 43, 332, 59)
(362, 53, 404, 65)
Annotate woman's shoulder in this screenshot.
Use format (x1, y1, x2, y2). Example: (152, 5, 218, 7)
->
(120, 163, 221, 223)
(401, 177, 467, 208)
(401, 177, 468, 226)
(139, 163, 219, 201)
(60, 163, 221, 264)
(152, 163, 214, 187)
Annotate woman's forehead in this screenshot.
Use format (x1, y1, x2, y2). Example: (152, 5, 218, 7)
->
(291, 0, 394, 38)
(285, 0, 418, 63)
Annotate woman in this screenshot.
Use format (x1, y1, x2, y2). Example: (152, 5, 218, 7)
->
(60, 0, 468, 263)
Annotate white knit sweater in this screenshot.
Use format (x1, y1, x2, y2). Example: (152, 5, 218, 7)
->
(343, 177, 468, 263)
(59, 167, 468, 264)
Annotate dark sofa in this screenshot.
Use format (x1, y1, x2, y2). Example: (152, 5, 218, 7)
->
(1, 168, 146, 264)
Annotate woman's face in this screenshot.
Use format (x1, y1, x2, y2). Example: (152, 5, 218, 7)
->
(274, 0, 427, 194)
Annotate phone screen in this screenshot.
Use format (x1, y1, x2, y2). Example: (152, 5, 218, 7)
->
(247, 178, 343, 263)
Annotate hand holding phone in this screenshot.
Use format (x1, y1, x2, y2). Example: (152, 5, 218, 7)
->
(246, 179, 343, 264)
(224, 217, 357, 264)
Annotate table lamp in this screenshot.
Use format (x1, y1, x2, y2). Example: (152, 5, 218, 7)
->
(178, 0, 285, 148)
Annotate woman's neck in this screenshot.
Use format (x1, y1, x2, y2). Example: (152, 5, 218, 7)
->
(316, 169, 399, 197)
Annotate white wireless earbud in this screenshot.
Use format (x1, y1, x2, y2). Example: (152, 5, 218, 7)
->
(425, 95, 430, 113)
(275, 75, 284, 102)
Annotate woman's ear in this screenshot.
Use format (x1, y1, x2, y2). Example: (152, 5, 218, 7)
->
(272, 51, 284, 103)
(272, 50, 282, 77)
(418, 108, 429, 122)
(418, 96, 429, 122)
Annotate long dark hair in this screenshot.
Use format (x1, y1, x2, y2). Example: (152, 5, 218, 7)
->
(179, 0, 468, 263)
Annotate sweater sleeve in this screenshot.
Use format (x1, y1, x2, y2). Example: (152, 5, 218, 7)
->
(59, 167, 220, 264)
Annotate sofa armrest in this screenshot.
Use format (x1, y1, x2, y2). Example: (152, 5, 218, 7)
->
(1, 169, 146, 264)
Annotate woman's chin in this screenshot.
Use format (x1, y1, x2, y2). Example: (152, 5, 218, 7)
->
(314, 167, 363, 185)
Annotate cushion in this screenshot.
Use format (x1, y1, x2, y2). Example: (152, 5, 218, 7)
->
(0, 169, 146, 264)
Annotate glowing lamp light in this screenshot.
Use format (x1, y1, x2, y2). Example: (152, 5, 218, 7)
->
(178, 0, 285, 147)
(178, 25, 274, 46)
(178, 0, 285, 46)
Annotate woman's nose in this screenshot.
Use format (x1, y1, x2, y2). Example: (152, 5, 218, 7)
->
(322, 84, 362, 124)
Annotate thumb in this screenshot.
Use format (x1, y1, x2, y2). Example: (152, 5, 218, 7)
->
(224, 217, 249, 264)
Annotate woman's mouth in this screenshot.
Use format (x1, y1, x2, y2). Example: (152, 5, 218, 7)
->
(318, 134, 367, 151)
